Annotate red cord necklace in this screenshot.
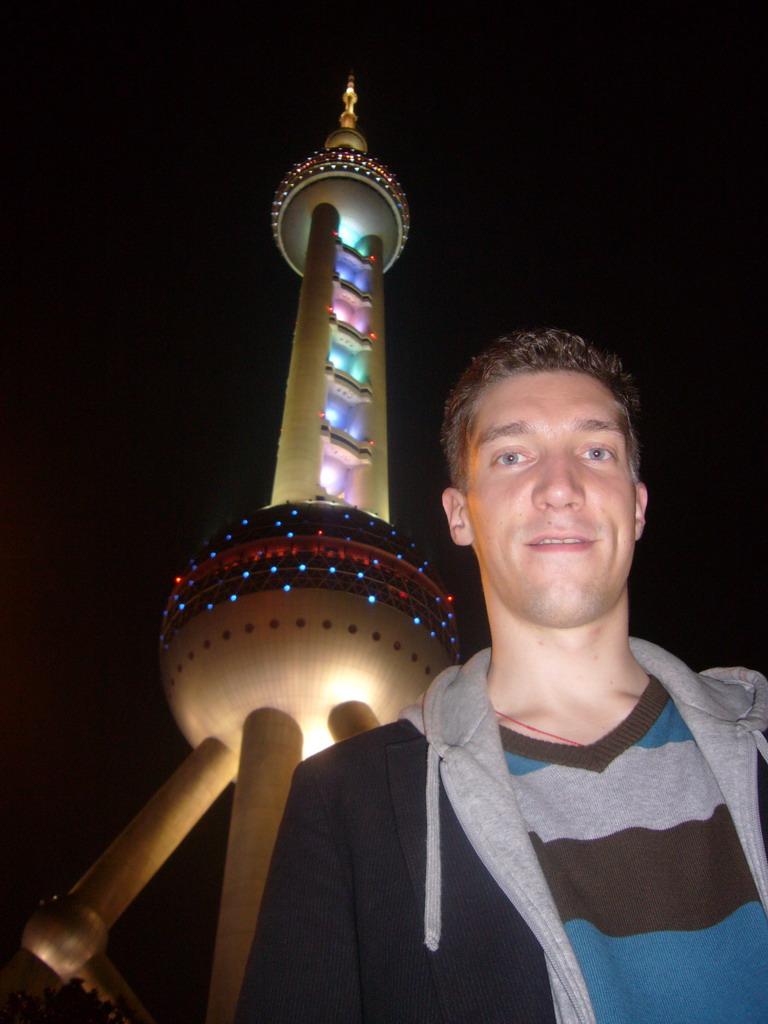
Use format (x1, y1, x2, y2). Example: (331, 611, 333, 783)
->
(495, 708, 584, 747)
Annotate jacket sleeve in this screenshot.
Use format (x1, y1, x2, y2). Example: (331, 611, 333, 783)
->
(234, 758, 362, 1024)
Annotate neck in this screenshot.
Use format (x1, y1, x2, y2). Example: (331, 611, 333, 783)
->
(485, 608, 648, 745)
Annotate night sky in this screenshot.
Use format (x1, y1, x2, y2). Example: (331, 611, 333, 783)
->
(3, 4, 765, 1022)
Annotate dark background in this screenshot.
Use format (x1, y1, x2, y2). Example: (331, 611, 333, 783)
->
(3, 3, 764, 1021)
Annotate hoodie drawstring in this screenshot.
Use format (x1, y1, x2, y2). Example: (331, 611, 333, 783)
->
(753, 728, 768, 767)
(424, 742, 442, 951)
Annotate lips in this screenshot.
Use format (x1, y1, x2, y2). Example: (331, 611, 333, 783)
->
(528, 532, 592, 546)
(535, 538, 583, 545)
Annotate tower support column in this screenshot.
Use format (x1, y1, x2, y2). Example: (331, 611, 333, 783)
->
(328, 700, 380, 741)
(71, 737, 237, 929)
(206, 707, 303, 1024)
(272, 202, 340, 504)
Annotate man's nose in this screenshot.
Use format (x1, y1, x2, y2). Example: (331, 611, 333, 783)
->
(531, 454, 585, 510)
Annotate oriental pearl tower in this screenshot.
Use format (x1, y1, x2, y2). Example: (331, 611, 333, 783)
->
(1, 78, 458, 1024)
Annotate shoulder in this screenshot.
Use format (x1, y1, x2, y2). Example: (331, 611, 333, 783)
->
(630, 637, 768, 726)
(290, 720, 430, 806)
(305, 719, 424, 768)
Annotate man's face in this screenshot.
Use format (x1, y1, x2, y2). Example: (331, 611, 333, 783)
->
(442, 371, 648, 633)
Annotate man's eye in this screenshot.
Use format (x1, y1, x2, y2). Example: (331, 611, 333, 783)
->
(498, 452, 522, 465)
(585, 447, 611, 461)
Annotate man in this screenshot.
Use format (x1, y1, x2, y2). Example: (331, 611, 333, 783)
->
(236, 329, 768, 1023)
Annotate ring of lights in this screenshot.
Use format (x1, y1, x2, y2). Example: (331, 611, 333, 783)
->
(272, 148, 409, 273)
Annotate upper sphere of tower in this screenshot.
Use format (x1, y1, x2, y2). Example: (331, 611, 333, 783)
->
(272, 80, 409, 274)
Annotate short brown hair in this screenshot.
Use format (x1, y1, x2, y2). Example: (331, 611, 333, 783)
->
(441, 328, 641, 490)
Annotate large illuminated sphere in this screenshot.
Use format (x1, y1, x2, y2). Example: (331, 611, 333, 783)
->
(160, 503, 458, 757)
(272, 148, 409, 273)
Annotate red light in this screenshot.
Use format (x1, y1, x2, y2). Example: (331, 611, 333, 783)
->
(369, 332, 377, 339)
(175, 577, 182, 583)
(447, 595, 453, 602)
(317, 530, 323, 535)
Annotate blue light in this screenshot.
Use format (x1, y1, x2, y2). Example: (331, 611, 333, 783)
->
(357, 572, 364, 578)
(242, 519, 248, 525)
(230, 595, 237, 602)
(451, 637, 456, 643)
(397, 554, 402, 559)
(291, 509, 298, 516)
(299, 564, 306, 571)
(344, 513, 350, 519)
(179, 603, 185, 610)
(270, 566, 278, 573)
(162, 610, 167, 616)
(276, 521, 282, 526)
(430, 631, 436, 637)
(207, 603, 213, 610)
(243, 571, 250, 578)
(329, 566, 336, 573)
(283, 584, 291, 592)
(441, 621, 447, 627)
(210, 552, 216, 559)
(287, 532, 294, 538)
(226, 534, 232, 540)
(413, 617, 421, 625)
(368, 595, 376, 603)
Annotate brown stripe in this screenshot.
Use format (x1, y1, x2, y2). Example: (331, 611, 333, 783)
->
(500, 676, 670, 773)
(530, 803, 759, 936)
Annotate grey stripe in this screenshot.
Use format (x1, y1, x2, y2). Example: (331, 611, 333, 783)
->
(512, 740, 722, 842)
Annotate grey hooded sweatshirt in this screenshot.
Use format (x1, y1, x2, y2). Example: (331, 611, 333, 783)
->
(400, 637, 768, 1024)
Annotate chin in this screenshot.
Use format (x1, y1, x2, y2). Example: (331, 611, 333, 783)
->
(519, 583, 620, 630)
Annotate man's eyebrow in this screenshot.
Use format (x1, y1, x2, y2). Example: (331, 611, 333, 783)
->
(572, 418, 625, 435)
(475, 421, 532, 447)
(476, 418, 624, 447)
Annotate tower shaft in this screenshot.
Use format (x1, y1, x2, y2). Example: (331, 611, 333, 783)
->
(271, 203, 390, 520)
(271, 202, 339, 506)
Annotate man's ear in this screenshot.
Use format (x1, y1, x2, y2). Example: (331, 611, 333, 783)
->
(442, 488, 475, 546)
(634, 481, 648, 540)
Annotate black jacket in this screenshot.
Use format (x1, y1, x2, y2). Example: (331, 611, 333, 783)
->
(236, 720, 768, 1023)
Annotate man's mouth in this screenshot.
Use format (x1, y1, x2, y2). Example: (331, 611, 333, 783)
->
(534, 538, 584, 545)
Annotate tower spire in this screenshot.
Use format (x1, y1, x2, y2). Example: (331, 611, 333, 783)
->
(325, 73, 368, 152)
(339, 73, 358, 129)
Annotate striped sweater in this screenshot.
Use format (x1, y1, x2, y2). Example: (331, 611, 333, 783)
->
(500, 676, 768, 1023)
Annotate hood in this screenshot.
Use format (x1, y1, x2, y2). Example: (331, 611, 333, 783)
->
(402, 639, 768, 745)
(398, 637, 768, 970)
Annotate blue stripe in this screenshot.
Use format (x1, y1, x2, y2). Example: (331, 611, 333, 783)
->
(566, 902, 768, 1024)
(503, 750, 549, 775)
(635, 699, 693, 749)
